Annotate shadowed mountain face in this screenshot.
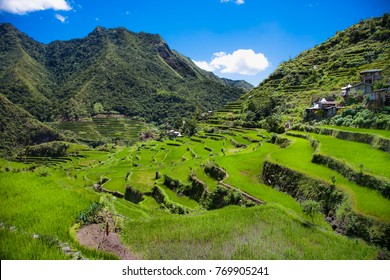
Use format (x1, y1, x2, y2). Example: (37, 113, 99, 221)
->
(0, 24, 252, 123)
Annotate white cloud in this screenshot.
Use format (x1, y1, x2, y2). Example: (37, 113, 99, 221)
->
(55, 13, 66, 23)
(0, 0, 72, 15)
(194, 49, 269, 75)
(193, 61, 215, 72)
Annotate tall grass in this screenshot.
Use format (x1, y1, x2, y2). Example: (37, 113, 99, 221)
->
(312, 134, 390, 180)
(0, 170, 108, 259)
(2, 127, 387, 259)
(270, 137, 390, 222)
(120, 205, 378, 260)
(320, 125, 390, 139)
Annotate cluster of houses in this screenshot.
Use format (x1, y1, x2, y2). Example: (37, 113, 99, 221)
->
(306, 69, 390, 118)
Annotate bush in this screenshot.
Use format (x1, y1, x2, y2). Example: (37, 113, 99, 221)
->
(124, 186, 144, 204)
(204, 162, 227, 181)
(76, 202, 103, 225)
(301, 200, 321, 222)
(25, 142, 69, 157)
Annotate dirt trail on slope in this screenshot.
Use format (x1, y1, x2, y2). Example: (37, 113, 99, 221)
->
(76, 218, 137, 260)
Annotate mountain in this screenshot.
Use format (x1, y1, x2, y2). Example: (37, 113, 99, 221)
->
(0, 24, 248, 123)
(0, 94, 61, 155)
(221, 78, 254, 91)
(240, 14, 390, 126)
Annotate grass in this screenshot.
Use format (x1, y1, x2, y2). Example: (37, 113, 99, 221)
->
(215, 143, 309, 215)
(1, 126, 388, 259)
(0, 169, 120, 259)
(56, 116, 143, 143)
(311, 133, 390, 180)
(0, 228, 70, 260)
(0, 171, 97, 240)
(157, 184, 199, 209)
(320, 125, 390, 139)
(270, 136, 390, 222)
(120, 204, 378, 260)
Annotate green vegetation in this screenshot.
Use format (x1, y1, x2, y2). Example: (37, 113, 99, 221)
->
(121, 205, 378, 260)
(0, 94, 61, 155)
(269, 136, 390, 222)
(322, 105, 390, 130)
(320, 125, 390, 139)
(311, 133, 390, 180)
(1, 15, 390, 260)
(55, 115, 144, 145)
(2, 124, 389, 259)
(0, 169, 117, 259)
(237, 15, 390, 128)
(0, 23, 250, 124)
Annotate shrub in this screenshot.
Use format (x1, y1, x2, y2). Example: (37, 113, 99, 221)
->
(76, 202, 103, 225)
(25, 142, 69, 157)
(301, 200, 322, 222)
(204, 162, 227, 181)
(124, 186, 144, 204)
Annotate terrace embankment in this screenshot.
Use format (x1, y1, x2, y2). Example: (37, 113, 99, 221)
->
(262, 160, 390, 250)
(293, 125, 390, 153)
(312, 153, 390, 198)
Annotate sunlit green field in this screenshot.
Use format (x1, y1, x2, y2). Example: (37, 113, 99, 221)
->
(320, 125, 390, 139)
(311, 134, 390, 180)
(1, 126, 389, 259)
(270, 136, 390, 222)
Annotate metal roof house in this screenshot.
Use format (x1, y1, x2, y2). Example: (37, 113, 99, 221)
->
(360, 69, 382, 85)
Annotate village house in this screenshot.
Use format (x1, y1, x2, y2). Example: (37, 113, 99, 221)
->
(166, 129, 182, 138)
(373, 87, 390, 106)
(340, 69, 385, 102)
(305, 98, 342, 118)
(341, 82, 373, 100)
(359, 69, 382, 85)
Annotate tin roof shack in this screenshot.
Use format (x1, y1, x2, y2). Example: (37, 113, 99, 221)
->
(341, 83, 373, 104)
(373, 88, 390, 106)
(360, 69, 382, 85)
(167, 129, 182, 139)
(305, 98, 342, 120)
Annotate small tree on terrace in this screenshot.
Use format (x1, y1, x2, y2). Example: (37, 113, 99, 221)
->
(93, 102, 105, 115)
(301, 200, 321, 223)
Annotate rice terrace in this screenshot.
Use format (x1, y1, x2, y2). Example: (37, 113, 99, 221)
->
(1, 7, 390, 261)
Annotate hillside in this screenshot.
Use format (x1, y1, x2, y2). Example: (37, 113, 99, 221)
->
(0, 94, 61, 155)
(214, 15, 390, 128)
(0, 24, 250, 124)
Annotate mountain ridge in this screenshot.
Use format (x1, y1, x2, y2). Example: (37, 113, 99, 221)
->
(0, 23, 252, 123)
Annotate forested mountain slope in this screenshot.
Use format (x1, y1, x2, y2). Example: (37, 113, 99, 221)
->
(0, 24, 251, 123)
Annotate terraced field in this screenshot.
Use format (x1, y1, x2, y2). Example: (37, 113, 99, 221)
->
(1, 125, 389, 259)
(56, 115, 143, 144)
(270, 135, 390, 222)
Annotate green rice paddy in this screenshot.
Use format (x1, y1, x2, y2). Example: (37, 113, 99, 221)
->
(1, 125, 389, 259)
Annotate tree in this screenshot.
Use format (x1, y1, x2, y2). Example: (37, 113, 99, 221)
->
(301, 200, 321, 222)
(93, 102, 105, 115)
(60, 98, 87, 120)
(181, 118, 198, 136)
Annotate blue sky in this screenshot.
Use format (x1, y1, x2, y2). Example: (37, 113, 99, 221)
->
(0, 0, 389, 86)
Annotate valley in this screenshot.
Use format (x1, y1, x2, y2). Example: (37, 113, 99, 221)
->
(1, 123, 389, 259)
(1, 15, 390, 260)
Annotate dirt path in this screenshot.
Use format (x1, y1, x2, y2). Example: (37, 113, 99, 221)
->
(77, 221, 137, 260)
